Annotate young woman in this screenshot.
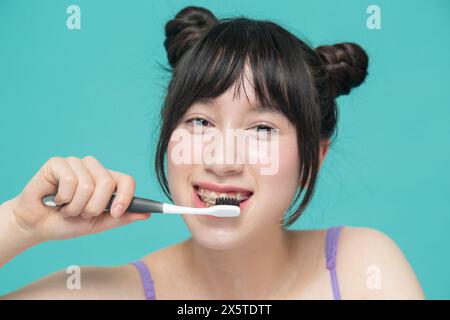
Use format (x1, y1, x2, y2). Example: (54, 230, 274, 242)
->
(0, 6, 424, 300)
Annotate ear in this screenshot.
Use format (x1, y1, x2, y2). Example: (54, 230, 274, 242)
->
(319, 139, 330, 169)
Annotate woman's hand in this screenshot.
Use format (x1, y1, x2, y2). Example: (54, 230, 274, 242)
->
(8, 155, 151, 242)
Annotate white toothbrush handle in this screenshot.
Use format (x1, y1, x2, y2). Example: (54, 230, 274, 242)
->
(162, 203, 214, 215)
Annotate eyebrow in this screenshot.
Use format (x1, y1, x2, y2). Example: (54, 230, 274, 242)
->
(197, 97, 282, 114)
(250, 104, 282, 114)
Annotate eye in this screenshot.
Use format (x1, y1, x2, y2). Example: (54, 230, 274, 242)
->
(251, 124, 276, 137)
(185, 117, 212, 132)
(255, 124, 273, 132)
(247, 123, 278, 140)
(185, 117, 208, 126)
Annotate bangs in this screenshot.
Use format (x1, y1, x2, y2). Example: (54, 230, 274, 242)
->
(170, 18, 316, 123)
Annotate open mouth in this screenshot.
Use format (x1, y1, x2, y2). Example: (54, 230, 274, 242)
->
(192, 185, 254, 211)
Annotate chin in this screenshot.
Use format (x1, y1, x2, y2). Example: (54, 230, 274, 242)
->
(182, 215, 252, 250)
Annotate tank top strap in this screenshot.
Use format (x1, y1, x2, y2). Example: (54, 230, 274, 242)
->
(325, 225, 345, 300)
(130, 259, 156, 300)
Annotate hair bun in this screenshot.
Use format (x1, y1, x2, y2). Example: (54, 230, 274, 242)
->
(164, 6, 218, 68)
(316, 42, 369, 98)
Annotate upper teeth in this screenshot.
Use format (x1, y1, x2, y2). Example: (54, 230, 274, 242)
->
(196, 187, 250, 203)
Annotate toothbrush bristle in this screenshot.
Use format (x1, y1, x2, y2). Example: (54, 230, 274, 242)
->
(214, 197, 241, 207)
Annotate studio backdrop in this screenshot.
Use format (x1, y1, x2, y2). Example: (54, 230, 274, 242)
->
(0, 0, 449, 299)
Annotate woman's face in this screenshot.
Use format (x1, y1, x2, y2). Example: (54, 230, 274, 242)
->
(166, 76, 300, 250)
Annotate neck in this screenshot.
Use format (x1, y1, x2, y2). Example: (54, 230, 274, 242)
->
(185, 226, 298, 299)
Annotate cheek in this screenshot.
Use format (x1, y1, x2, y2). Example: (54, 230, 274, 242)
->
(251, 137, 299, 220)
(272, 142, 299, 200)
(167, 140, 195, 205)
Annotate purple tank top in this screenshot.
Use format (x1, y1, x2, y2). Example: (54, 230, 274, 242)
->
(130, 225, 344, 300)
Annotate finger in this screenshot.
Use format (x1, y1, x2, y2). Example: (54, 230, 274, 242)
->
(43, 157, 78, 206)
(108, 170, 136, 218)
(90, 212, 152, 234)
(80, 156, 116, 219)
(59, 157, 95, 218)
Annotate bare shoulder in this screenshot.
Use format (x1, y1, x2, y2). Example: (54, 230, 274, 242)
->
(137, 240, 192, 299)
(1, 263, 145, 300)
(336, 226, 425, 299)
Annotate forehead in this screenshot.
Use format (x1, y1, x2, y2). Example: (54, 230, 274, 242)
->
(193, 65, 282, 115)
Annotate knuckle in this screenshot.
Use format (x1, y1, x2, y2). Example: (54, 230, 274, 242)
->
(83, 206, 102, 217)
(63, 174, 78, 186)
(123, 174, 136, 189)
(82, 155, 97, 163)
(47, 156, 63, 170)
(66, 156, 79, 162)
(99, 176, 116, 190)
(49, 156, 63, 164)
(79, 182, 94, 194)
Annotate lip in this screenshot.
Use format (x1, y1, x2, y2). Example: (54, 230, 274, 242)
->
(194, 181, 253, 195)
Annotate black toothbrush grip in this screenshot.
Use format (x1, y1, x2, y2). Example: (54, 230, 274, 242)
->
(105, 194, 163, 213)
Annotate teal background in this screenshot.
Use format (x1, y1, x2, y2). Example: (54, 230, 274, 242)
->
(0, 0, 449, 299)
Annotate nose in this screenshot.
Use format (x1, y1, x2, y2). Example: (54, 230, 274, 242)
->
(201, 135, 245, 177)
(203, 159, 245, 177)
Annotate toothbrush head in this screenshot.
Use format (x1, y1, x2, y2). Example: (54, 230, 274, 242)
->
(209, 197, 241, 217)
(215, 197, 241, 206)
(208, 205, 241, 217)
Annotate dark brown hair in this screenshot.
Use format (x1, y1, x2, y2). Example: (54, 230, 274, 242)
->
(155, 6, 369, 228)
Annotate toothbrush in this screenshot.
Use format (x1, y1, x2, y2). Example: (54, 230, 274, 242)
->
(41, 193, 241, 218)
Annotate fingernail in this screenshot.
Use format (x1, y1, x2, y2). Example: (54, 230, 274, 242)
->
(112, 204, 124, 217)
(132, 213, 151, 221)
